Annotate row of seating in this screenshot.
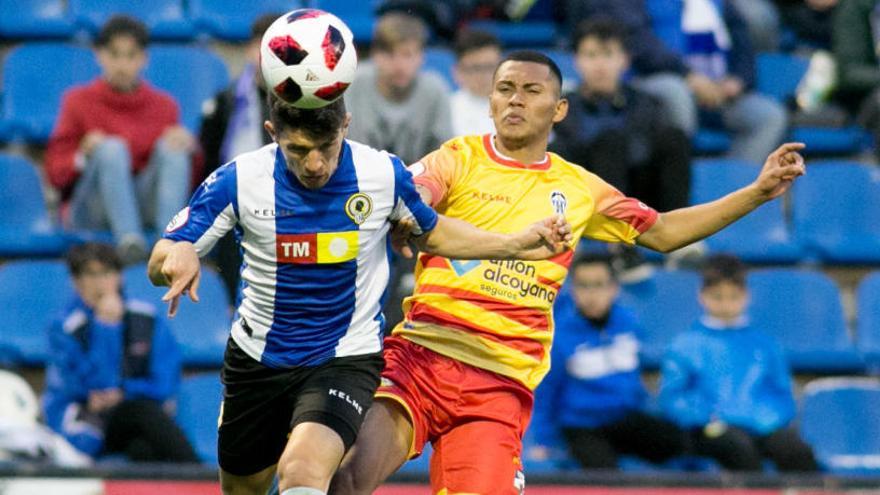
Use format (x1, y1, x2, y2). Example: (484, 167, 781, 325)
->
(3, 151, 878, 264)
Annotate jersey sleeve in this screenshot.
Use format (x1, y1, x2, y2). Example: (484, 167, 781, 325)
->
(390, 155, 438, 235)
(582, 175, 658, 244)
(408, 143, 461, 208)
(162, 161, 238, 256)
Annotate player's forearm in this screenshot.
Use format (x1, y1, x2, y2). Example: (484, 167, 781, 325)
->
(638, 184, 766, 252)
(147, 239, 175, 286)
(419, 215, 519, 260)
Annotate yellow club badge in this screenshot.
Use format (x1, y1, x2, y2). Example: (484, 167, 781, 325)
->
(345, 193, 373, 225)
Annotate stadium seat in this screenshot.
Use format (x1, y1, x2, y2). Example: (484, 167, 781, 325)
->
(0, 154, 69, 257)
(0, 0, 74, 39)
(801, 378, 880, 474)
(176, 373, 223, 465)
(792, 161, 880, 263)
(423, 47, 456, 89)
(396, 443, 432, 476)
(69, 0, 194, 40)
(314, 0, 375, 43)
(467, 20, 557, 48)
(747, 269, 862, 372)
(692, 129, 731, 155)
(857, 271, 880, 370)
(190, 0, 302, 41)
(123, 263, 231, 367)
(0, 43, 99, 142)
(144, 45, 230, 133)
(0, 260, 74, 366)
(618, 269, 703, 368)
(690, 159, 804, 263)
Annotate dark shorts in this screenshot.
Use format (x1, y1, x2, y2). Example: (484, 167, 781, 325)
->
(217, 338, 384, 476)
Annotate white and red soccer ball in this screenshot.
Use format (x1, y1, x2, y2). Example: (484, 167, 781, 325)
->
(260, 9, 357, 109)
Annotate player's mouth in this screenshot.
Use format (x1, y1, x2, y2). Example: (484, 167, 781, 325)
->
(503, 114, 525, 124)
(300, 175, 327, 187)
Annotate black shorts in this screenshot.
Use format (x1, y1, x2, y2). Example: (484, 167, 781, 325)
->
(217, 338, 384, 476)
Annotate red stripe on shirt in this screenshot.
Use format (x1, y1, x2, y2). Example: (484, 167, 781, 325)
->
(416, 284, 549, 331)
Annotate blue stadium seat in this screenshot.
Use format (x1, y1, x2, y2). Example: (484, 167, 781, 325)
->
(690, 159, 803, 263)
(692, 129, 731, 155)
(190, 0, 301, 41)
(792, 162, 880, 263)
(0, 154, 69, 256)
(0, 0, 74, 39)
(468, 20, 556, 48)
(69, 0, 194, 40)
(747, 269, 862, 372)
(123, 263, 231, 367)
(396, 443, 432, 476)
(144, 45, 230, 132)
(618, 269, 703, 368)
(0, 260, 74, 366)
(857, 272, 880, 370)
(314, 0, 375, 43)
(423, 47, 456, 89)
(756, 52, 869, 155)
(176, 373, 223, 465)
(0, 43, 99, 142)
(801, 378, 880, 474)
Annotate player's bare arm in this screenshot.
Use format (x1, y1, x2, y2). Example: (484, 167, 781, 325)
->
(147, 239, 201, 317)
(638, 142, 806, 253)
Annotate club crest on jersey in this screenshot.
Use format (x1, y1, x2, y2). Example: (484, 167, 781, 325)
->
(550, 191, 567, 215)
(165, 206, 190, 233)
(345, 193, 373, 225)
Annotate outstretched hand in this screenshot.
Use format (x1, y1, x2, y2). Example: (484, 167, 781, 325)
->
(159, 242, 201, 317)
(513, 215, 573, 260)
(754, 142, 807, 200)
(391, 218, 416, 259)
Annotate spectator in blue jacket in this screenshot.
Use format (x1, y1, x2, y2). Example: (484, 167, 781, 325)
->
(43, 243, 198, 463)
(659, 254, 818, 471)
(529, 253, 689, 468)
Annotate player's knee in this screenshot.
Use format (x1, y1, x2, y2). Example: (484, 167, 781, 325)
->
(220, 472, 271, 495)
(277, 457, 333, 491)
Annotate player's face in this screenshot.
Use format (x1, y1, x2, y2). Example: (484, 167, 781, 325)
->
(268, 121, 348, 189)
(73, 260, 122, 309)
(96, 35, 146, 92)
(571, 263, 619, 320)
(454, 45, 501, 98)
(699, 281, 749, 324)
(373, 40, 424, 91)
(575, 37, 629, 95)
(490, 61, 567, 145)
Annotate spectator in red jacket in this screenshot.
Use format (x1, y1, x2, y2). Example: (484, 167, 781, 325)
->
(45, 15, 195, 263)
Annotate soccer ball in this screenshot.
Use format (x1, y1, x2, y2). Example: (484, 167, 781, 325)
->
(260, 9, 357, 109)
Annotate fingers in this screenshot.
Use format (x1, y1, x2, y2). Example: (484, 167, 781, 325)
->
(167, 294, 181, 318)
(188, 270, 201, 303)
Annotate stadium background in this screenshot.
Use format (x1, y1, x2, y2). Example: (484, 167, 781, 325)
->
(0, 0, 879, 493)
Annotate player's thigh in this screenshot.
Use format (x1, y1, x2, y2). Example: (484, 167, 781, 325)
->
(431, 420, 525, 495)
(220, 464, 276, 495)
(277, 422, 346, 490)
(331, 398, 414, 495)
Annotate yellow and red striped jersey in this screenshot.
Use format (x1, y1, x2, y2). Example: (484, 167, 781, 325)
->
(394, 134, 658, 390)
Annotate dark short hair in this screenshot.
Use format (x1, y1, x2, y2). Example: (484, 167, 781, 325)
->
(573, 252, 618, 280)
(268, 93, 347, 141)
(701, 254, 747, 289)
(96, 15, 148, 49)
(571, 17, 629, 52)
(453, 29, 501, 60)
(251, 13, 282, 41)
(66, 242, 122, 278)
(494, 50, 562, 94)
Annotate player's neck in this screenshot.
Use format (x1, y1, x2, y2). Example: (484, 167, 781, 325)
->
(493, 134, 547, 165)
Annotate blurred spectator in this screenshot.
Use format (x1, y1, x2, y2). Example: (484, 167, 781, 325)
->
(45, 16, 196, 264)
(562, 0, 787, 164)
(833, 0, 880, 160)
(451, 29, 502, 136)
(0, 369, 91, 467)
(730, 0, 781, 51)
(659, 254, 818, 472)
(778, 0, 838, 49)
(551, 18, 691, 213)
(529, 253, 689, 469)
(43, 243, 198, 463)
(199, 13, 279, 303)
(345, 12, 453, 165)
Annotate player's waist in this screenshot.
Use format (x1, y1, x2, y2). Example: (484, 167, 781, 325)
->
(392, 320, 550, 390)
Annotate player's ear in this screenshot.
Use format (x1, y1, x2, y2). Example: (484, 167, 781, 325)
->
(552, 97, 569, 124)
(264, 120, 276, 141)
(342, 112, 352, 136)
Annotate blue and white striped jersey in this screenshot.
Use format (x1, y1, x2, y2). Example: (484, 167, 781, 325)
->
(163, 140, 438, 368)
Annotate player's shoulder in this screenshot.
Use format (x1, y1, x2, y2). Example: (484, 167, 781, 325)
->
(548, 152, 614, 190)
(227, 143, 277, 177)
(345, 139, 400, 167)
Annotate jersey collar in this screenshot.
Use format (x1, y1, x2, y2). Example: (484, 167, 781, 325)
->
(482, 134, 551, 170)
